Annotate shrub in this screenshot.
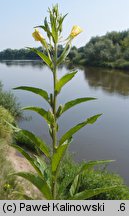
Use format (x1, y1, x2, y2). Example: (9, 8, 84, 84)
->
(58, 154, 129, 200)
(0, 81, 22, 119)
(114, 59, 129, 69)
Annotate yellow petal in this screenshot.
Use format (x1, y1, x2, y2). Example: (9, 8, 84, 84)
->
(32, 29, 44, 42)
(70, 25, 83, 38)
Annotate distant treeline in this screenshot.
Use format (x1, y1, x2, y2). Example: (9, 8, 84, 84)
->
(1, 30, 129, 70)
(74, 30, 129, 70)
(0, 47, 41, 60)
(0, 46, 65, 61)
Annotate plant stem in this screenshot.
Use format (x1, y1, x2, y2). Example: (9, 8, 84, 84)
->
(52, 42, 58, 199)
(53, 43, 57, 152)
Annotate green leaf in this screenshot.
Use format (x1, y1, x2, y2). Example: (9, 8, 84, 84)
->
(59, 159, 114, 196)
(48, 8, 57, 43)
(57, 43, 71, 65)
(13, 172, 52, 200)
(11, 144, 44, 176)
(58, 14, 68, 33)
(33, 156, 51, 188)
(34, 156, 47, 175)
(21, 130, 50, 158)
(55, 71, 77, 94)
(13, 86, 49, 104)
(22, 106, 54, 125)
(27, 47, 53, 68)
(35, 25, 46, 31)
(56, 105, 63, 118)
(70, 174, 79, 197)
(58, 97, 96, 117)
(35, 24, 52, 39)
(70, 186, 121, 200)
(69, 160, 114, 196)
(59, 114, 102, 146)
(4, 121, 20, 132)
(79, 160, 115, 174)
(52, 138, 72, 173)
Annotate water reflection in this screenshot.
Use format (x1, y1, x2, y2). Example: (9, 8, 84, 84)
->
(1, 60, 129, 96)
(84, 67, 129, 96)
(0, 60, 65, 70)
(0, 60, 44, 68)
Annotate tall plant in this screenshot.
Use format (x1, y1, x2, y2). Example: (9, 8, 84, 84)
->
(12, 5, 119, 200)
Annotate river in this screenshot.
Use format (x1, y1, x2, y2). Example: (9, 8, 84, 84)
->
(0, 60, 129, 185)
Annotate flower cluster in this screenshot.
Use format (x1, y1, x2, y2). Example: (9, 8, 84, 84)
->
(32, 25, 83, 46)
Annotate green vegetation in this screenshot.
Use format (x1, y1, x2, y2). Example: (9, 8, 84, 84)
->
(1, 30, 129, 70)
(14, 130, 39, 153)
(59, 154, 129, 200)
(0, 48, 41, 60)
(0, 139, 23, 200)
(0, 106, 14, 141)
(0, 106, 21, 200)
(0, 81, 37, 152)
(69, 30, 129, 69)
(0, 107, 41, 200)
(9, 4, 124, 200)
(0, 82, 22, 119)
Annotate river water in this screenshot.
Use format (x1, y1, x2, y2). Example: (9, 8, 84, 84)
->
(0, 60, 129, 185)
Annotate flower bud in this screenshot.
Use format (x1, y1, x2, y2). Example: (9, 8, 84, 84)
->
(32, 29, 48, 49)
(70, 25, 83, 38)
(32, 29, 44, 42)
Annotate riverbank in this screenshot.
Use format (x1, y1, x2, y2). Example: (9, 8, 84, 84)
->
(0, 139, 42, 199)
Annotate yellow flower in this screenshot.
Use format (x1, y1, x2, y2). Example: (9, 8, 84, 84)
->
(32, 29, 44, 42)
(32, 29, 48, 49)
(70, 25, 83, 38)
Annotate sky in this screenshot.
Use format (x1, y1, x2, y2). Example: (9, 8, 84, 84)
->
(1, 0, 129, 51)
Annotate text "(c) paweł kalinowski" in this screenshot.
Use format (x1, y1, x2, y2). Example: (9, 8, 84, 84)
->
(19, 202, 105, 212)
